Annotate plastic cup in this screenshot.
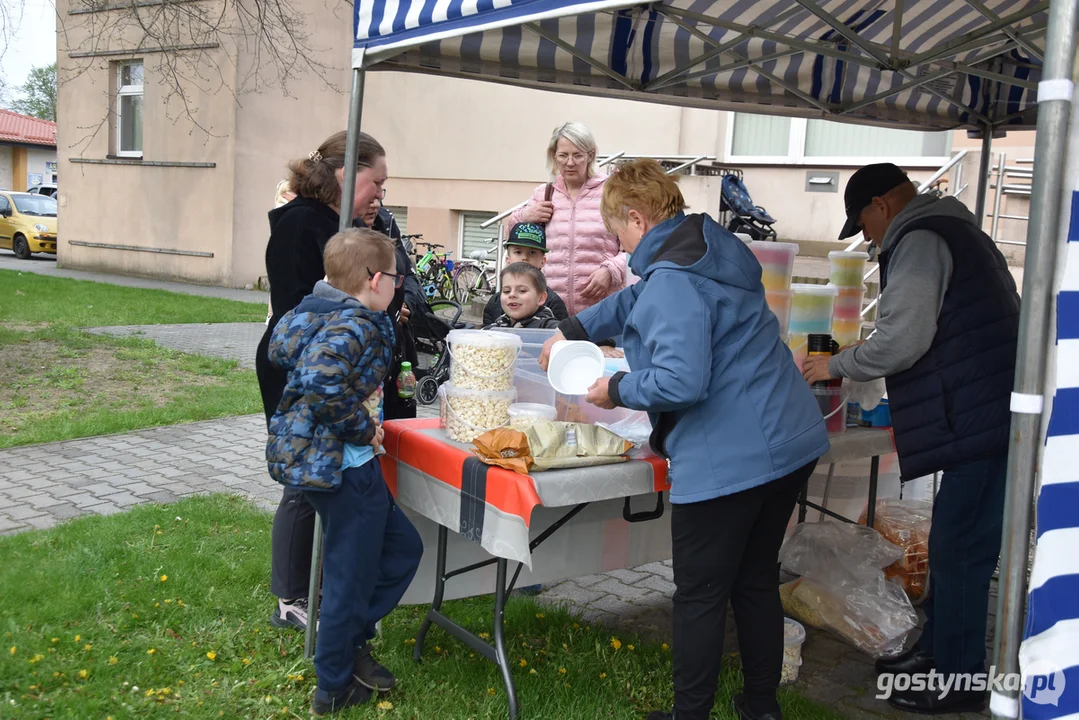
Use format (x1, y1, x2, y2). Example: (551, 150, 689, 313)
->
(832, 285, 866, 321)
(749, 241, 799, 291)
(832, 318, 862, 347)
(812, 386, 847, 434)
(766, 289, 793, 338)
(829, 251, 870, 286)
(781, 618, 806, 685)
(547, 341, 605, 395)
(789, 284, 839, 335)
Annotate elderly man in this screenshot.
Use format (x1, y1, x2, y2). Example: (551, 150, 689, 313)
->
(803, 163, 1020, 715)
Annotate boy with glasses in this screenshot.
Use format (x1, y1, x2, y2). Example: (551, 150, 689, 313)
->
(266, 228, 423, 715)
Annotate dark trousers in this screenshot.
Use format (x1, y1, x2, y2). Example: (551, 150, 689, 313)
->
(671, 461, 816, 720)
(302, 462, 423, 692)
(915, 452, 1007, 674)
(269, 371, 416, 601)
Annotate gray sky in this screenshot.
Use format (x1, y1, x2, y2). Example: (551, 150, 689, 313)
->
(2, 0, 56, 94)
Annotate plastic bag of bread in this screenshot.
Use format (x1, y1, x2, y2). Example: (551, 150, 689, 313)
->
(859, 499, 931, 601)
(472, 421, 632, 474)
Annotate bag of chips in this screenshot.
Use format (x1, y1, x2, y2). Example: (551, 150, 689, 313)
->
(472, 421, 632, 474)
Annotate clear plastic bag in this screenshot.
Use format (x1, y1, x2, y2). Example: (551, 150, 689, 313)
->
(779, 522, 918, 659)
(858, 499, 932, 602)
(596, 411, 653, 446)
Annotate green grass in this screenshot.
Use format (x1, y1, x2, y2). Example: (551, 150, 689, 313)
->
(0, 496, 843, 720)
(0, 270, 267, 327)
(0, 325, 260, 448)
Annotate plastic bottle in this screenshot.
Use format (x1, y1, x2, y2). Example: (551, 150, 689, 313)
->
(397, 361, 417, 399)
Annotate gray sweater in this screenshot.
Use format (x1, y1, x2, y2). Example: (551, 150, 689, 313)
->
(828, 194, 965, 383)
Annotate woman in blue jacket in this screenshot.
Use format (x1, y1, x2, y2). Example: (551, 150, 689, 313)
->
(539, 160, 829, 720)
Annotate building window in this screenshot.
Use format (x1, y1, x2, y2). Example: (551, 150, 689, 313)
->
(116, 60, 144, 157)
(727, 113, 951, 166)
(384, 206, 408, 234)
(460, 212, 497, 259)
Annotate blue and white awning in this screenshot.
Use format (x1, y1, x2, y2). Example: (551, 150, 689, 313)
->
(353, 0, 1047, 131)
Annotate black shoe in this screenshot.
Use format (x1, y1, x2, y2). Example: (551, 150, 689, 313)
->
(886, 687, 986, 715)
(311, 680, 372, 716)
(353, 643, 396, 691)
(874, 647, 935, 675)
(733, 694, 783, 720)
(644, 712, 672, 720)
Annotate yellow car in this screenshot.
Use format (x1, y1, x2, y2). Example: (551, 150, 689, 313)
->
(0, 191, 58, 258)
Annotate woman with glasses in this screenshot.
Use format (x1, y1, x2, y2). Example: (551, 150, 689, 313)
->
(509, 122, 625, 315)
(257, 130, 389, 638)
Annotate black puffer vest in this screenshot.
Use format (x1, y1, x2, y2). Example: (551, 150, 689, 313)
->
(879, 214, 1020, 480)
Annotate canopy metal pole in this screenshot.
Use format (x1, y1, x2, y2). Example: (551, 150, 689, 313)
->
(975, 127, 994, 225)
(990, 0, 1079, 716)
(305, 66, 368, 662)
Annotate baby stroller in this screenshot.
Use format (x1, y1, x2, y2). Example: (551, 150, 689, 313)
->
(720, 172, 778, 241)
(404, 298, 469, 405)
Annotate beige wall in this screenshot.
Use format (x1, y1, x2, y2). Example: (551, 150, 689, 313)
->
(0, 147, 11, 188)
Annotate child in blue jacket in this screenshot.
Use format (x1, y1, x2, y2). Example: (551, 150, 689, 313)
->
(267, 228, 423, 716)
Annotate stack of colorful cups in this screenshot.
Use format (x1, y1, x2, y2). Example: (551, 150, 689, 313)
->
(828, 251, 870, 347)
(749, 241, 799, 339)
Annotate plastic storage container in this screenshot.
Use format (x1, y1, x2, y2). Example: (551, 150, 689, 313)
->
(787, 334, 808, 372)
(514, 359, 557, 406)
(490, 327, 558, 360)
(749, 241, 799, 291)
(790, 284, 839, 335)
(508, 403, 557, 423)
(832, 318, 863, 347)
(439, 383, 517, 443)
(447, 329, 521, 391)
(829, 250, 870, 286)
(812, 386, 847, 434)
(766, 289, 794, 338)
(781, 617, 806, 685)
(832, 285, 866, 320)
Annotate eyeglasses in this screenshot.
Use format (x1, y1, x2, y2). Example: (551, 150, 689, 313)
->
(555, 153, 588, 164)
(368, 267, 404, 289)
(378, 188, 387, 200)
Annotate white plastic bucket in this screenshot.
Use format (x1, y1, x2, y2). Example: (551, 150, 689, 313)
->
(547, 341, 605, 395)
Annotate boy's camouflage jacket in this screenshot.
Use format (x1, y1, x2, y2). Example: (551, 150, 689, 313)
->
(266, 281, 395, 491)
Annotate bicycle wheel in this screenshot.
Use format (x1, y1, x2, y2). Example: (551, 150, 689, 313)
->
(453, 265, 481, 305)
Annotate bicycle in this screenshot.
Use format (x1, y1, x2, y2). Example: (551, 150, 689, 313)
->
(451, 237, 499, 305)
(413, 240, 456, 301)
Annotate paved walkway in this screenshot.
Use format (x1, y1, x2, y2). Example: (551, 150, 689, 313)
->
(0, 318, 993, 719)
(0, 254, 268, 304)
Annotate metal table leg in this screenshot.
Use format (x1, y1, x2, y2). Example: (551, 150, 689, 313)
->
(413, 524, 448, 662)
(304, 514, 323, 660)
(797, 479, 809, 523)
(866, 456, 880, 527)
(493, 559, 519, 719)
(817, 463, 836, 523)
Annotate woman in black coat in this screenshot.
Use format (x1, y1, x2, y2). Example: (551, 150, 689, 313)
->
(257, 130, 389, 631)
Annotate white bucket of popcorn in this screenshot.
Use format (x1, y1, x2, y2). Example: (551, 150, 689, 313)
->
(439, 383, 517, 443)
(447, 329, 521, 392)
(781, 617, 806, 685)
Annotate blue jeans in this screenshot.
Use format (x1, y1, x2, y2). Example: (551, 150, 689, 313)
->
(303, 462, 423, 692)
(916, 452, 1008, 674)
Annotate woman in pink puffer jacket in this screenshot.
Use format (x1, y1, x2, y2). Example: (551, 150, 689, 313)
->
(510, 122, 626, 315)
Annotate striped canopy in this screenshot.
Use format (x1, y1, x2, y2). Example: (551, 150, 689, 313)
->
(353, 0, 1047, 131)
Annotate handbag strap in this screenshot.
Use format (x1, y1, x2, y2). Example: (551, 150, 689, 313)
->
(544, 182, 554, 202)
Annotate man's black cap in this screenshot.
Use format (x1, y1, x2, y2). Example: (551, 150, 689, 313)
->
(839, 163, 910, 240)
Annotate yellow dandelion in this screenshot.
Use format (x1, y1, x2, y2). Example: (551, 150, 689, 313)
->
(145, 689, 155, 697)
(52, 672, 59, 678)
(108, 656, 118, 665)
(154, 603, 160, 608)
(377, 700, 394, 710)
(8, 647, 14, 655)
(156, 530, 163, 535)
(177, 600, 186, 608)
(573, 623, 580, 629)
(662, 643, 669, 651)
(164, 599, 172, 604)
(84, 644, 92, 651)
(434, 646, 442, 654)
(535, 613, 545, 619)
(147, 648, 156, 655)
(562, 643, 569, 651)
(529, 668, 537, 675)
(160, 688, 172, 695)
(74, 635, 81, 643)
(29, 685, 37, 691)
(627, 645, 635, 651)
(479, 632, 490, 639)
(29, 654, 43, 664)
(610, 638, 622, 651)
(558, 667, 567, 674)
(242, 658, 251, 666)
(131, 614, 139, 619)
(488, 688, 496, 696)
(178, 680, 184, 686)
(519, 659, 527, 667)
(206, 651, 216, 661)
(600, 672, 607, 679)
(51, 638, 58, 644)
(160, 575, 168, 583)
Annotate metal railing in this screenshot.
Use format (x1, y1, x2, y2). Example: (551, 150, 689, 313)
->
(987, 155, 1033, 244)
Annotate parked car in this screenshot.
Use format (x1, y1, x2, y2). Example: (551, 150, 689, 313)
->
(0, 191, 58, 258)
(26, 184, 58, 198)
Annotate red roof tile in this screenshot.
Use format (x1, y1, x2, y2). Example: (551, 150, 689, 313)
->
(0, 109, 56, 147)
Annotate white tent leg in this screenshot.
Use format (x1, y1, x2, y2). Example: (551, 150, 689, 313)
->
(990, 0, 1079, 717)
